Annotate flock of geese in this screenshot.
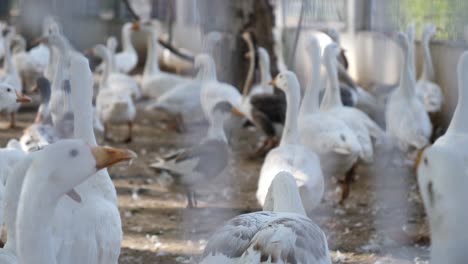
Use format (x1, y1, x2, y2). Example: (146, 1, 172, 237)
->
(0, 12, 463, 264)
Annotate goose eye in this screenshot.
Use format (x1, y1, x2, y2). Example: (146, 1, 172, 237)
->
(6, 88, 11, 92)
(69, 149, 79, 157)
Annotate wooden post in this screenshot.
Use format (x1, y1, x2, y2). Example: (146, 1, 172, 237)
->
(197, 0, 277, 90)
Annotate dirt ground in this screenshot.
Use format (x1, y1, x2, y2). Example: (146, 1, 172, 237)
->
(0, 102, 431, 264)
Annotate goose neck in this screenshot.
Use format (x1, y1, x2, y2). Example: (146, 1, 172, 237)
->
(280, 77, 301, 146)
(3, 35, 14, 74)
(45, 46, 58, 81)
(73, 96, 97, 146)
(143, 33, 160, 78)
(420, 35, 435, 81)
(17, 168, 59, 264)
(207, 116, 227, 142)
(51, 46, 68, 92)
(300, 45, 321, 117)
(121, 24, 136, 54)
(263, 173, 306, 215)
(70, 57, 98, 146)
(321, 52, 343, 110)
(108, 48, 117, 73)
(197, 58, 217, 81)
(446, 55, 468, 134)
(99, 50, 111, 90)
(259, 51, 273, 94)
(3, 155, 33, 253)
(397, 41, 416, 99)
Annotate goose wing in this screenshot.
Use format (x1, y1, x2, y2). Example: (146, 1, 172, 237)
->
(240, 214, 331, 264)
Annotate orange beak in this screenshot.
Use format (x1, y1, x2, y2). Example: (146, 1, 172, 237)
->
(231, 107, 245, 117)
(131, 22, 141, 31)
(91, 146, 137, 170)
(269, 79, 277, 86)
(16, 91, 32, 103)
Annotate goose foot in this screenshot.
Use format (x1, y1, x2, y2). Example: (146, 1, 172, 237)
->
(249, 136, 279, 159)
(185, 189, 197, 208)
(339, 164, 358, 204)
(123, 122, 133, 143)
(8, 113, 16, 129)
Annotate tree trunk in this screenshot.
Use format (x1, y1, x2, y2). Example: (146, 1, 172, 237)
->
(197, 0, 277, 91)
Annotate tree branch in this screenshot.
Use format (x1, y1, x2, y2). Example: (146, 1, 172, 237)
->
(121, 0, 140, 21)
(158, 38, 195, 63)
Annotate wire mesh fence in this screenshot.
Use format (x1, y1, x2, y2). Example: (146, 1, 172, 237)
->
(277, 0, 347, 29)
(368, 0, 468, 41)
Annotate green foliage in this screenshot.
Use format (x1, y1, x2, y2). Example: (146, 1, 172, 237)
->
(400, 0, 468, 40)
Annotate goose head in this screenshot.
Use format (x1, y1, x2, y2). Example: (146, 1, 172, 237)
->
(33, 139, 136, 201)
(263, 171, 306, 215)
(42, 16, 61, 36)
(195, 54, 215, 70)
(324, 28, 340, 44)
(203, 31, 224, 51)
(323, 42, 341, 64)
(395, 32, 410, 51)
(132, 20, 156, 35)
(106, 36, 118, 54)
(0, 83, 31, 107)
(33, 77, 51, 102)
(211, 101, 233, 123)
(407, 23, 415, 41)
(92, 44, 109, 60)
(270, 70, 299, 94)
(423, 24, 437, 41)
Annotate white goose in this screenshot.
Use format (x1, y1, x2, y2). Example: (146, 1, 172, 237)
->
(93, 44, 136, 143)
(240, 46, 275, 121)
(27, 16, 55, 73)
(416, 51, 468, 264)
(106, 36, 142, 100)
(321, 43, 384, 200)
(256, 71, 324, 213)
(19, 77, 60, 152)
(114, 22, 138, 73)
(0, 140, 25, 247)
(407, 23, 416, 76)
(321, 43, 384, 162)
(240, 35, 286, 156)
(0, 82, 31, 120)
(40, 32, 75, 138)
(417, 147, 467, 264)
(145, 52, 218, 131)
(201, 171, 331, 264)
(1, 30, 24, 128)
(415, 24, 444, 113)
(199, 54, 243, 120)
(299, 36, 361, 183)
(10, 33, 43, 89)
(426, 51, 468, 153)
(0, 152, 33, 263)
(134, 21, 191, 98)
(46, 52, 132, 263)
(15, 140, 134, 264)
(150, 101, 232, 208)
(386, 32, 432, 151)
